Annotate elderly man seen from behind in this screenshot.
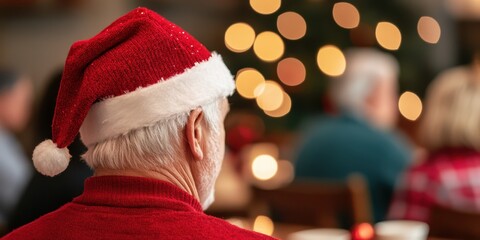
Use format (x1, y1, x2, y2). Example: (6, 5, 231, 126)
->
(294, 48, 412, 223)
(4, 8, 275, 240)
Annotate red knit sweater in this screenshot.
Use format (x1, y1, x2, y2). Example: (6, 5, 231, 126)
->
(3, 176, 275, 240)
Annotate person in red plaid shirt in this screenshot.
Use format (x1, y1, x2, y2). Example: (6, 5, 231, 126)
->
(389, 59, 480, 222)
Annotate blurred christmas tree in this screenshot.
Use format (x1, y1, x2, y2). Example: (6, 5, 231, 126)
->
(221, 0, 439, 134)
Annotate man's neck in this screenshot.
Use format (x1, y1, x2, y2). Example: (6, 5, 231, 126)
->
(94, 164, 200, 201)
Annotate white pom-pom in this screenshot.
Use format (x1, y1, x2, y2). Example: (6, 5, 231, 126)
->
(32, 139, 71, 177)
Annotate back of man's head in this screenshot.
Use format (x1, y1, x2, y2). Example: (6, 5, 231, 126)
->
(330, 48, 399, 128)
(32, 8, 234, 177)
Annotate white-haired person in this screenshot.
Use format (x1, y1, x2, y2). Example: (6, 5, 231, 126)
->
(4, 8, 275, 240)
(294, 48, 412, 223)
(389, 55, 480, 222)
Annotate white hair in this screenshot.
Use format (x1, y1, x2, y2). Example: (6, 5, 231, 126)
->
(82, 98, 223, 170)
(330, 48, 399, 113)
(420, 66, 480, 151)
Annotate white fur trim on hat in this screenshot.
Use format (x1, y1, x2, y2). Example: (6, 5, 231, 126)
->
(32, 139, 71, 177)
(79, 52, 235, 146)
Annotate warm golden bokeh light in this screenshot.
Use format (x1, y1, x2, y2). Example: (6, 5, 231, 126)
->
(256, 81, 284, 111)
(253, 215, 275, 236)
(332, 2, 360, 29)
(252, 154, 278, 181)
(225, 22, 256, 53)
(253, 31, 285, 62)
(277, 57, 306, 86)
(251, 159, 295, 190)
(398, 91, 423, 121)
(375, 22, 402, 50)
(316, 45, 346, 77)
(249, 0, 281, 15)
(417, 16, 441, 44)
(264, 92, 292, 118)
(277, 12, 307, 40)
(235, 68, 266, 99)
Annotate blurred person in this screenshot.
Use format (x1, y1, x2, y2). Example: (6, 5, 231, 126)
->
(0, 70, 33, 234)
(294, 48, 412, 223)
(3, 8, 275, 240)
(389, 54, 480, 222)
(7, 69, 92, 231)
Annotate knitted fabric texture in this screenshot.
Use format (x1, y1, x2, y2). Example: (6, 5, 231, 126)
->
(3, 176, 276, 240)
(32, 7, 234, 176)
(55, 7, 210, 148)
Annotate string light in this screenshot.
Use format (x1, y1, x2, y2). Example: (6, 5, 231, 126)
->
(398, 91, 423, 121)
(332, 2, 360, 29)
(264, 92, 292, 118)
(253, 215, 275, 236)
(253, 31, 285, 62)
(417, 16, 441, 44)
(235, 68, 266, 99)
(225, 22, 256, 53)
(375, 22, 402, 50)
(277, 57, 306, 86)
(277, 12, 307, 40)
(252, 154, 278, 180)
(256, 80, 284, 111)
(250, 0, 281, 15)
(316, 45, 346, 77)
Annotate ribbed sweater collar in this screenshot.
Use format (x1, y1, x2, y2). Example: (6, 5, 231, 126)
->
(73, 175, 203, 212)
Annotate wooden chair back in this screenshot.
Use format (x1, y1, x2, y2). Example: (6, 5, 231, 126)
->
(252, 174, 372, 228)
(429, 204, 480, 240)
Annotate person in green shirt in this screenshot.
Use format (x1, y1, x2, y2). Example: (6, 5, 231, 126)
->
(294, 48, 412, 223)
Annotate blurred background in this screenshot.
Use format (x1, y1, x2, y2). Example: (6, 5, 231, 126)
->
(1, 0, 480, 238)
(0, 0, 477, 147)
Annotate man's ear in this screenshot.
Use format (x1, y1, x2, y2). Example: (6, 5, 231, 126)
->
(186, 108, 204, 161)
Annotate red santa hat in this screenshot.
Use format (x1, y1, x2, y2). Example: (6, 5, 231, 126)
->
(32, 7, 235, 176)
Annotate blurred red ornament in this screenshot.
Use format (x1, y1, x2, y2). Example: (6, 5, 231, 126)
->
(226, 125, 259, 153)
(351, 223, 374, 240)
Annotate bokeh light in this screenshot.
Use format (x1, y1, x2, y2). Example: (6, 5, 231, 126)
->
(250, 0, 281, 15)
(264, 92, 292, 118)
(277, 12, 307, 40)
(398, 91, 423, 121)
(375, 22, 402, 50)
(277, 57, 306, 86)
(252, 159, 295, 190)
(316, 45, 346, 77)
(353, 223, 375, 240)
(256, 80, 284, 111)
(225, 22, 256, 53)
(253, 215, 275, 236)
(235, 68, 265, 99)
(417, 16, 441, 44)
(252, 154, 278, 180)
(253, 31, 285, 62)
(332, 2, 360, 29)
